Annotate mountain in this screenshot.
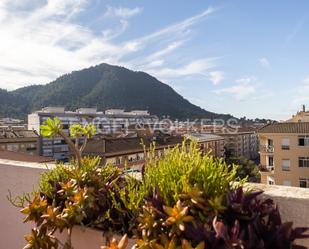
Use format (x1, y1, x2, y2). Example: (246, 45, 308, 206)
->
(0, 89, 28, 118)
(1, 63, 234, 120)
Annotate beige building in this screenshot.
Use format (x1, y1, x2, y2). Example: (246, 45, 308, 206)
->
(217, 128, 259, 160)
(185, 133, 225, 158)
(287, 105, 309, 122)
(0, 128, 39, 156)
(259, 122, 309, 188)
(84, 133, 225, 170)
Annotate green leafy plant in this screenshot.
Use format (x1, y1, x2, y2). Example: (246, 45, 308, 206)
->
(12, 118, 141, 249)
(143, 141, 240, 206)
(40, 117, 96, 168)
(225, 156, 260, 183)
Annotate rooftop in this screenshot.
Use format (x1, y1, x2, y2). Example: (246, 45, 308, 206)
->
(84, 134, 184, 157)
(258, 122, 309, 133)
(185, 133, 224, 142)
(0, 129, 38, 139)
(32, 107, 154, 118)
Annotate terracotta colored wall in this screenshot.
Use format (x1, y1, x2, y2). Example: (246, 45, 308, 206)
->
(0, 162, 48, 249)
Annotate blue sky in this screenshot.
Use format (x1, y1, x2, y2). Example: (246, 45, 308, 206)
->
(1, 0, 309, 120)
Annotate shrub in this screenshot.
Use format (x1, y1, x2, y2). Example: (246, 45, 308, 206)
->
(225, 156, 261, 183)
(143, 141, 240, 206)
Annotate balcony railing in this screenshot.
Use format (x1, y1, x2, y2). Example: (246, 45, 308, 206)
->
(259, 145, 274, 153)
(259, 164, 274, 172)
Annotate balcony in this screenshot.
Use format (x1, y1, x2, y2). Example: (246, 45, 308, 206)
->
(1, 159, 308, 248)
(260, 144, 274, 154)
(259, 164, 274, 173)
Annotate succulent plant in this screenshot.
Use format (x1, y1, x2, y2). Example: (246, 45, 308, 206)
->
(134, 186, 309, 249)
(163, 201, 194, 233)
(101, 234, 128, 249)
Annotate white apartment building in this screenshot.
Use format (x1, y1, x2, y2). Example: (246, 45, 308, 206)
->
(28, 107, 157, 160)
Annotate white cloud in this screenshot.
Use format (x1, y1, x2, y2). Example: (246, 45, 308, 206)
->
(129, 7, 215, 48)
(147, 41, 184, 61)
(0, 1, 218, 90)
(146, 58, 217, 78)
(259, 57, 270, 68)
(284, 15, 307, 46)
(215, 77, 257, 101)
(104, 6, 143, 18)
(209, 71, 224, 85)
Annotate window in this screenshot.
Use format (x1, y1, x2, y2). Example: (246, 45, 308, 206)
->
(7, 143, 19, 152)
(298, 136, 309, 146)
(268, 156, 274, 166)
(267, 176, 275, 185)
(26, 147, 37, 151)
(53, 139, 63, 145)
(281, 138, 290, 150)
(299, 157, 309, 167)
(268, 139, 273, 146)
(299, 179, 307, 188)
(281, 159, 291, 171)
(43, 141, 53, 146)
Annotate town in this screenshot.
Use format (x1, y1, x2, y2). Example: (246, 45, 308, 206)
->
(1, 105, 309, 188)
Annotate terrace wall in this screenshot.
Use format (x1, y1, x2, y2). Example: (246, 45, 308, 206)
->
(0, 162, 308, 249)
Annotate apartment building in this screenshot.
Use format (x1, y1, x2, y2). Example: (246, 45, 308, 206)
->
(185, 133, 225, 158)
(287, 105, 309, 122)
(83, 132, 225, 170)
(28, 107, 157, 160)
(0, 118, 26, 128)
(259, 122, 309, 188)
(0, 128, 39, 156)
(217, 128, 259, 160)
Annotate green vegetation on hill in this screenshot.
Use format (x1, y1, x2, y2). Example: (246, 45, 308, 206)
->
(0, 89, 28, 118)
(1, 63, 234, 120)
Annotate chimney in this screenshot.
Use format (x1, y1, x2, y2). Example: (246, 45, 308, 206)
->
(302, 104, 306, 112)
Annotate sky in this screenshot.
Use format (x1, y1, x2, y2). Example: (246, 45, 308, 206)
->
(1, 0, 309, 120)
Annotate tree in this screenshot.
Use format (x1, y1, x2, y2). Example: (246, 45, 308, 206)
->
(40, 117, 96, 168)
(225, 156, 261, 182)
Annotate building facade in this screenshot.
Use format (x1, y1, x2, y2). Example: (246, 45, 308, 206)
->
(259, 122, 309, 188)
(0, 128, 39, 156)
(217, 129, 259, 160)
(185, 133, 225, 158)
(84, 132, 225, 170)
(28, 107, 157, 160)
